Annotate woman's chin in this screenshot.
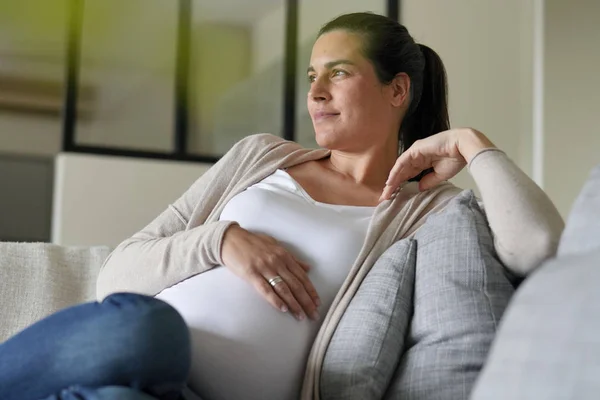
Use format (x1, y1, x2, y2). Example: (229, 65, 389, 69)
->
(314, 130, 337, 148)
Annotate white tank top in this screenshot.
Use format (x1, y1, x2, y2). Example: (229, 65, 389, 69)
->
(156, 169, 375, 400)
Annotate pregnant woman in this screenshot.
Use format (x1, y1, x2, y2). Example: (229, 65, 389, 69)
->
(0, 12, 563, 400)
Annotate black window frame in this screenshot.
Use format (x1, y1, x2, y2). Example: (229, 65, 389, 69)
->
(62, 0, 400, 163)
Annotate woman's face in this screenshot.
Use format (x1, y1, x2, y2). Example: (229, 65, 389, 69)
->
(307, 30, 405, 152)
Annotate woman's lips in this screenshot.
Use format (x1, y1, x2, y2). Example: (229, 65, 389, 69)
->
(313, 112, 340, 122)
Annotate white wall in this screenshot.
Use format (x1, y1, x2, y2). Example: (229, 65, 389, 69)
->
(403, 0, 536, 191)
(52, 153, 211, 246)
(543, 0, 600, 217)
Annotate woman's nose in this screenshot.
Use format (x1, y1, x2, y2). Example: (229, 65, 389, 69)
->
(309, 78, 331, 102)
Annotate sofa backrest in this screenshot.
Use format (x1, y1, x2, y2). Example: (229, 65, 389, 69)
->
(0, 242, 111, 343)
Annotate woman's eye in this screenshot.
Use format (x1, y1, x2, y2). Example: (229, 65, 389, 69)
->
(308, 75, 316, 83)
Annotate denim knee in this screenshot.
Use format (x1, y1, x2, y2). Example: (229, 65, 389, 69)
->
(0, 293, 190, 400)
(94, 293, 191, 391)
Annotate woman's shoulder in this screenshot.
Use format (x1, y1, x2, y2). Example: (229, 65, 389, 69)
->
(234, 133, 300, 151)
(228, 133, 312, 165)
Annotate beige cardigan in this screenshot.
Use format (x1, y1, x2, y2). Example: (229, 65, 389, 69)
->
(96, 134, 564, 399)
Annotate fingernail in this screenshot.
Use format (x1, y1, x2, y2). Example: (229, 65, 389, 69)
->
(310, 311, 320, 321)
(281, 305, 288, 312)
(297, 313, 305, 321)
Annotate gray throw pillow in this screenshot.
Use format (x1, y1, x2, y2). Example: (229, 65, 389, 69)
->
(321, 239, 417, 400)
(384, 190, 515, 400)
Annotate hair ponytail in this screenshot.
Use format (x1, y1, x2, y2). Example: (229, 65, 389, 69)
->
(400, 44, 450, 152)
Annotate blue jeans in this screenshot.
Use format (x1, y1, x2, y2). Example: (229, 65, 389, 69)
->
(0, 293, 191, 400)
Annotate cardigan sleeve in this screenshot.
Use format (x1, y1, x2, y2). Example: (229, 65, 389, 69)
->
(468, 148, 565, 275)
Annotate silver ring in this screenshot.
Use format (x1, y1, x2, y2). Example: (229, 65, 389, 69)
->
(268, 276, 284, 287)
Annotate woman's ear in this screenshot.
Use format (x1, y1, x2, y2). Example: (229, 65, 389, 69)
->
(390, 72, 410, 108)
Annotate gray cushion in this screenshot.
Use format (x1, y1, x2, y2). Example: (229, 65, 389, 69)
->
(385, 190, 515, 400)
(321, 239, 417, 400)
(558, 163, 600, 256)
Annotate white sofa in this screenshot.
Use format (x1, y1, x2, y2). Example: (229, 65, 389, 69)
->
(0, 243, 111, 343)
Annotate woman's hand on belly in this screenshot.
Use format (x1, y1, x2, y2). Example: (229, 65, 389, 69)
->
(221, 225, 321, 321)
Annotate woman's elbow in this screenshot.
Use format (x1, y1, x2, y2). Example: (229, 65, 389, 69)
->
(95, 251, 121, 301)
(95, 241, 137, 301)
(498, 228, 561, 276)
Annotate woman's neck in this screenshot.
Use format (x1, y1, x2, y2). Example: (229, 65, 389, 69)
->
(324, 146, 398, 190)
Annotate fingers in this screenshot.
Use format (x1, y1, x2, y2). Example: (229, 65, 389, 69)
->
(294, 256, 311, 272)
(269, 276, 308, 321)
(379, 182, 401, 202)
(289, 256, 318, 305)
(281, 260, 320, 317)
(288, 255, 319, 308)
(250, 273, 290, 314)
(249, 267, 319, 322)
(250, 272, 307, 322)
(388, 154, 425, 187)
(418, 171, 444, 191)
(290, 265, 320, 306)
(379, 185, 404, 203)
(380, 150, 428, 201)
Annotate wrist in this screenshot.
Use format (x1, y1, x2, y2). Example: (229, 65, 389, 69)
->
(220, 222, 241, 263)
(457, 128, 496, 164)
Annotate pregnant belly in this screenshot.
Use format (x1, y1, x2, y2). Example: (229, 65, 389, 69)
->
(155, 266, 322, 400)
